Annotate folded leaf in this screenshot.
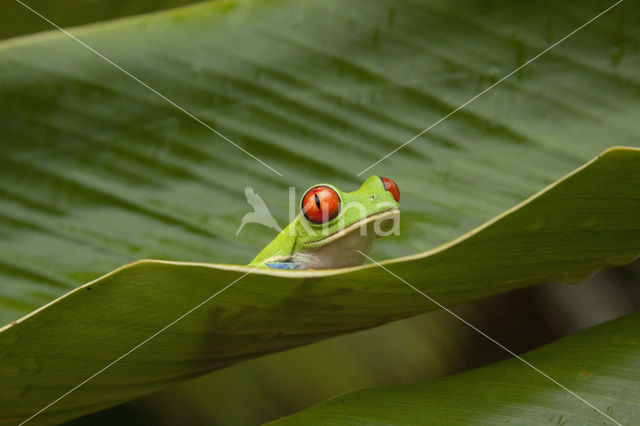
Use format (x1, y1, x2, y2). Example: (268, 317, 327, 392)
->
(1, 147, 638, 424)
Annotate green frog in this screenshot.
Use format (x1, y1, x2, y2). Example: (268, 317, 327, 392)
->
(249, 176, 400, 270)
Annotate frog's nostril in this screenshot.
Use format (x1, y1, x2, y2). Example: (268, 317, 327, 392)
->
(369, 195, 376, 201)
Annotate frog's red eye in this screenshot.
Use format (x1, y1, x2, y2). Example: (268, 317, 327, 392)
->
(301, 186, 341, 224)
(380, 177, 400, 202)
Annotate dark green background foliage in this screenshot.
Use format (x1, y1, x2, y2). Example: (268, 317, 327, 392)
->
(0, 0, 639, 424)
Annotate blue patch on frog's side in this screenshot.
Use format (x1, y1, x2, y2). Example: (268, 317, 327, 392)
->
(266, 261, 302, 270)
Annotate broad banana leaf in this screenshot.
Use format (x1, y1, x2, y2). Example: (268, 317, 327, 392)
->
(1, 0, 640, 424)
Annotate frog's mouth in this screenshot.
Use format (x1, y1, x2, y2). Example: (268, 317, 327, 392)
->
(302, 208, 400, 249)
(291, 209, 399, 269)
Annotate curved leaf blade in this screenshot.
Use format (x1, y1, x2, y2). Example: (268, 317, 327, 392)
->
(0, 0, 201, 41)
(270, 310, 640, 425)
(1, 147, 639, 424)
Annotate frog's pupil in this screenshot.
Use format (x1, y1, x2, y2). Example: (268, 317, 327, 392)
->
(314, 193, 321, 210)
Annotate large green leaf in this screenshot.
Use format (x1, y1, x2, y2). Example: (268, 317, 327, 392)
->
(0, 0, 201, 41)
(1, 147, 639, 424)
(271, 309, 640, 425)
(1, 0, 639, 326)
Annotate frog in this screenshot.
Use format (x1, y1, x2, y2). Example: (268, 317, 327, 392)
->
(248, 176, 400, 270)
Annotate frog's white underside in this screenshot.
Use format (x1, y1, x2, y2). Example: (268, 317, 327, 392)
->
(290, 209, 399, 269)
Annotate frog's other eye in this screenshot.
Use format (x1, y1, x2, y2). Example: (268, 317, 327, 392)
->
(301, 186, 341, 224)
(380, 177, 400, 202)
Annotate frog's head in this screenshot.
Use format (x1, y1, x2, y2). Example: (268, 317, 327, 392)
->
(291, 176, 400, 267)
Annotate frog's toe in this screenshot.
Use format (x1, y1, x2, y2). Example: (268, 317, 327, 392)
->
(266, 261, 303, 270)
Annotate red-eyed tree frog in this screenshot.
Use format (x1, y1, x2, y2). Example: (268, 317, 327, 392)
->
(249, 176, 400, 270)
